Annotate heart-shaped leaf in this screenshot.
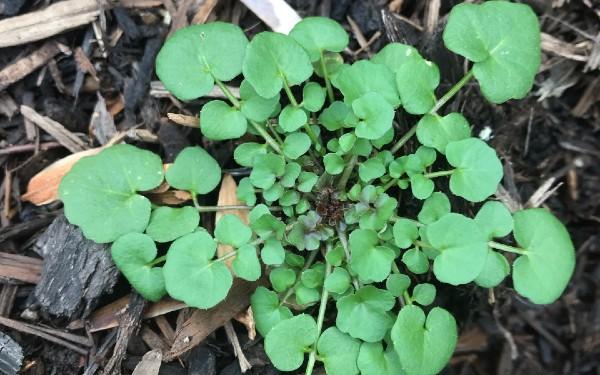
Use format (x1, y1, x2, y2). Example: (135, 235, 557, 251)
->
(474, 250, 509, 288)
(265, 314, 317, 371)
(290, 17, 349, 61)
(215, 214, 252, 247)
(156, 23, 248, 101)
(146, 206, 199, 243)
(317, 327, 361, 375)
(512, 208, 575, 304)
(111, 233, 166, 302)
(332, 60, 400, 107)
(352, 92, 395, 140)
(324, 267, 351, 295)
(416, 113, 471, 154)
(391, 305, 457, 375)
(163, 231, 232, 309)
(358, 342, 405, 375)
(269, 267, 296, 293)
(349, 229, 395, 282)
(166, 146, 222, 195)
(393, 219, 419, 249)
(417, 192, 450, 224)
(474, 201, 513, 239)
(446, 138, 503, 202)
(410, 174, 434, 200)
(59, 144, 163, 243)
(426, 213, 488, 285)
(443, 1, 541, 103)
(371, 42, 421, 73)
(395, 57, 440, 114)
(402, 248, 429, 274)
(261, 238, 285, 266)
(249, 153, 285, 189)
(386, 273, 411, 297)
(336, 285, 396, 342)
(243, 32, 313, 98)
(279, 104, 308, 132)
(358, 157, 386, 182)
(251, 286, 293, 336)
(233, 142, 267, 167)
(200, 100, 247, 140)
(239, 80, 280, 122)
(283, 132, 311, 159)
(232, 244, 261, 281)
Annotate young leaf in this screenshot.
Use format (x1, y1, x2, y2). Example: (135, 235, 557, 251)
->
(279, 104, 308, 132)
(371, 42, 421, 73)
(265, 314, 317, 371)
(324, 153, 345, 175)
(358, 157, 386, 182)
(317, 327, 361, 375)
(426, 213, 488, 285)
(349, 229, 395, 282)
(59, 144, 164, 243)
(474, 250, 509, 288)
(232, 244, 261, 281)
(412, 283, 436, 306)
(357, 342, 404, 375)
(146, 206, 199, 243)
(336, 285, 396, 342)
(281, 162, 302, 188)
(391, 305, 457, 375)
(239, 80, 280, 122)
(443, 1, 541, 103)
(332, 60, 400, 107)
(474, 201, 514, 239)
(319, 101, 353, 131)
(156, 23, 248, 100)
(295, 284, 320, 305)
(214, 214, 252, 247)
(409, 174, 434, 200)
(395, 58, 440, 114)
(386, 273, 411, 297)
(163, 231, 232, 309)
(260, 238, 285, 265)
(233, 142, 267, 167)
(324, 267, 351, 295)
(243, 32, 313, 98)
(166, 146, 222, 194)
(512, 208, 575, 304)
(249, 153, 285, 189)
(402, 248, 429, 274)
(393, 219, 419, 249)
(289, 17, 349, 61)
(446, 138, 503, 202)
(339, 133, 357, 153)
(283, 132, 311, 159)
(351, 92, 395, 140)
(302, 82, 326, 112)
(269, 267, 296, 293)
(251, 286, 293, 336)
(111, 233, 166, 302)
(297, 171, 318, 192)
(200, 100, 247, 140)
(237, 177, 256, 206)
(417, 192, 450, 224)
(416, 113, 471, 154)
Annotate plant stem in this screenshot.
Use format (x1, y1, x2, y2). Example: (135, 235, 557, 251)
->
(336, 224, 361, 290)
(488, 241, 528, 255)
(303, 122, 325, 155)
(391, 261, 411, 306)
(319, 52, 335, 103)
(380, 178, 398, 193)
(282, 77, 299, 107)
(195, 204, 253, 212)
(429, 69, 474, 114)
(337, 155, 357, 191)
(305, 244, 332, 375)
(390, 124, 418, 154)
(214, 78, 241, 108)
(423, 169, 455, 179)
(149, 255, 167, 267)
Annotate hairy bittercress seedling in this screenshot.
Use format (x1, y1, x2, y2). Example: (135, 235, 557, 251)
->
(58, 2, 575, 375)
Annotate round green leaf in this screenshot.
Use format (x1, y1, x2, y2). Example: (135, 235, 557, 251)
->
(111, 233, 166, 302)
(281, 162, 302, 188)
(265, 314, 317, 371)
(391, 305, 457, 375)
(59, 144, 163, 243)
(215, 214, 252, 247)
(317, 327, 361, 375)
(297, 171, 318, 192)
(349, 229, 395, 282)
(302, 82, 326, 112)
(279, 104, 308, 132)
(443, 1, 541, 103)
(512, 208, 575, 304)
(156, 23, 248, 100)
(319, 101, 352, 131)
(393, 219, 418, 249)
(234, 142, 267, 167)
(283, 132, 311, 159)
(249, 153, 285, 189)
(474, 250, 509, 288)
(336, 285, 396, 342)
(295, 284, 320, 305)
(289, 17, 349, 61)
(200, 100, 247, 140)
(163, 231, 232, 308)
(446, 138, 503, 202)
(412, 283, 436, 306)
(239, 80, 280, 122)
(395, 58, 439, 114)
(371, 42, 421, 73)
(260, 238, 285, 265)
(232, 244, 261, 281)
(166, 146, 221, 194)
(417, 192, 451, 225)
(386, 273, 411, 297)
(146, 206, 199, 243)
(474, 201, 514, 239)
(243, 32, 313, 98)
(359, 157, 386, 182)
(332, 60, 400, 107)
(416, 113, 471, 154)
(251, 286, 293, 336)
(410, 174, 434, 200)
(324, 267, 351, 295)
(426, 213, 488, 285)
(358, 342, 404, 375)
(324, 153, 345, 175)
(237, 177, 256, 205)
(351, 92, 395, 140)
(269, 267, 296, 293)
(402, 248, 429, 274)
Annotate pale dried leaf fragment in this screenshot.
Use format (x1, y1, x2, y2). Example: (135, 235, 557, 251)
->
(216, 174, 249, 267)
(239, 0, 301, 34)
(132, 349, 162, 375)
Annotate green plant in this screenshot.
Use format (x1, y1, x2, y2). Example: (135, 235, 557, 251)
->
(58, 2, 575, 374)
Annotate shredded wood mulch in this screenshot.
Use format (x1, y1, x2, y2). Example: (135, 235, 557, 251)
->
(0, 0, 598, 374)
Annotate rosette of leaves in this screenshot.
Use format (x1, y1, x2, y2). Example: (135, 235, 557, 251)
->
(57, 5, 576, 375)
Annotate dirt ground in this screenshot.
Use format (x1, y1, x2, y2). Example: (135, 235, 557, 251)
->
(0, 0, 598, 374)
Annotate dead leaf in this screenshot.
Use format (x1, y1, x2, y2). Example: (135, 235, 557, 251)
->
(132, 349, 162, 375)
(216, 174, 248, 267)
(147, 190, 192, 205)
(167, 112, 198, 127)
(234, 307, 256, 341)
(21, 148, 102, 205)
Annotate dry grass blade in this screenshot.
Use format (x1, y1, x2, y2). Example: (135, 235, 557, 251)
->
(20, 105, 87, 153)
(166, 113, 198, 128)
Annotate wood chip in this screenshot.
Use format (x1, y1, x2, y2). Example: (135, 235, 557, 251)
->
(140, 326, 170, 354)
(132, 349, 162, 375)
(0, 332, 23, 375)
(541, 32, 590, 62)
(90, 94, 117, 145)
(239, 0, 301, 34)
(166, 113, 198, 128)
(0, 41, 60, 91)
(0, 252, 42, 284)
(424, 0, 440, 34)
(572, 77, 600, 117)
(0, 94, 18, 118)
(21, 148, 102, 205)
(0, 0, 104, 48)
(191, 0, 220, 24)
(20, 105, 87, 153)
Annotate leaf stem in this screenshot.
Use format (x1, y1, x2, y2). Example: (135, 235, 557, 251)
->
(281, 249, 319, 305)
(380, 178, 398, 193)
(282, 77, 299, 107)
(214, 78, 241, 108)
(423, 169, 455, 179)
(488, 241, 528, 255)
(429, 69, 474, 114)
(305, 244, 332, 375)
(337, 155, 357, 191)
(390, 124, 417, 154)
(391, 261, 412, 306)
(149, 255, 167, 267)
(319, 52, 335, 103)
(336, 224, 361, 290)
(303, 122, 325, 155)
